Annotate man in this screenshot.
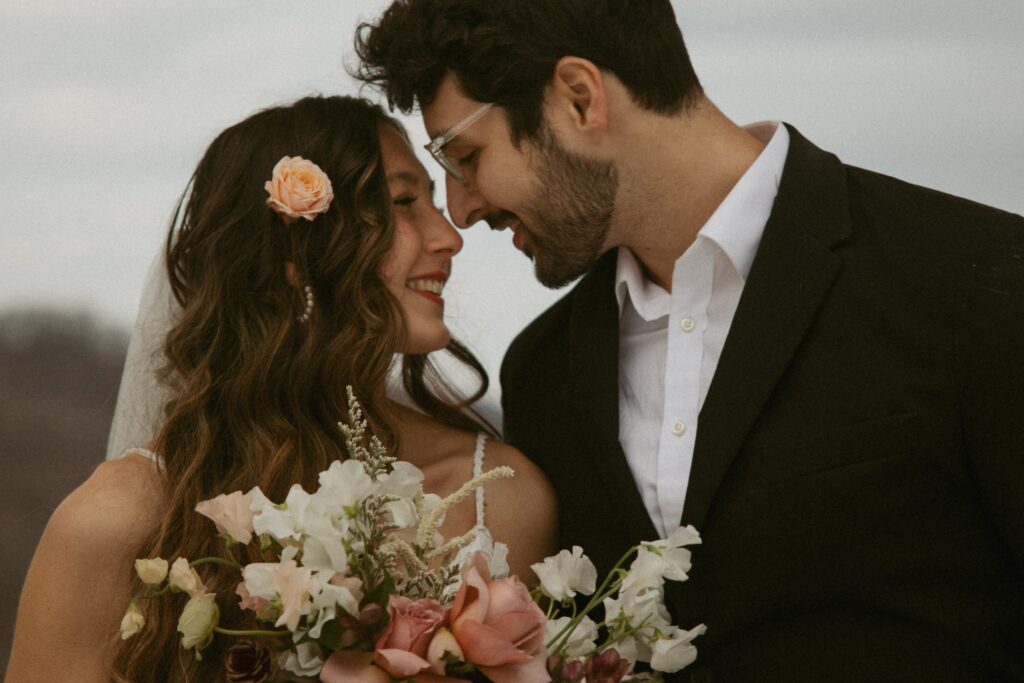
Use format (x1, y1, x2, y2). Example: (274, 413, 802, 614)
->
(356, 1, 1024, 679)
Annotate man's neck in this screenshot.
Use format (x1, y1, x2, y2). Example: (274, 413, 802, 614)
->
(613, 98, 766, 291)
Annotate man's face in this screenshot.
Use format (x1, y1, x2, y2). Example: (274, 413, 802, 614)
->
(422, 74, 618, 288)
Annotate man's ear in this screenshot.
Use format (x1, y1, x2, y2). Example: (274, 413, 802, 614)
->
(548, 57, 608, 138)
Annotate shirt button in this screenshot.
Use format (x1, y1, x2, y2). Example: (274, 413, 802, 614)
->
(680, 317, 696, 332)
(672, 420, 688, 436)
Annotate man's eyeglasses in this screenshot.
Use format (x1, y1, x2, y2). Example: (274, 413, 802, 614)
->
(423, 103, 494, 183)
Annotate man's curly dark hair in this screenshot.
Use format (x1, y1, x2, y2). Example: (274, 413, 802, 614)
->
(353, 0, 703, 144)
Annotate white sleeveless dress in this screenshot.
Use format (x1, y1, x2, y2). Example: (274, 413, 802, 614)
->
(115, 433, 510, 577)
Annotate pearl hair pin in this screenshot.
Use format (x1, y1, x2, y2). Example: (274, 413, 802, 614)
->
(297, 285, 314, 323)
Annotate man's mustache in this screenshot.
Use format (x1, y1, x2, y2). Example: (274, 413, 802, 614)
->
(485, 211, 519, 230)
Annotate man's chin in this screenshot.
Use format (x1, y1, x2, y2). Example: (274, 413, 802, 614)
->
(534, 253, 592, 289)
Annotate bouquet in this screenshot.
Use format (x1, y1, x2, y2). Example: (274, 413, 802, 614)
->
(121, 390, 704, 682)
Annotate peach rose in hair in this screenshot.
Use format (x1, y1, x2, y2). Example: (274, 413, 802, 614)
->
(264, 156, 334, 224)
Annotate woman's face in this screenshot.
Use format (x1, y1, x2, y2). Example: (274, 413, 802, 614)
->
(379, 123, 464, 355)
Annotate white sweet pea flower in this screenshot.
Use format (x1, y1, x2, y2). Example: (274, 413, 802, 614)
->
(531, 546, 598, 601)
(134, 558, 168, 585)
(546, 615, 599, 657)
(119, 600, 145, 640)
(168, 557, 206, 599)
(279, 639, 324, 677)
(316, 459, 378, 514)
(177, 593, 219, 654)
(301, 533, 348, 573)
(252, 484, 311, 542)
(649, 624, 707, 673)
(603, 589, 673, 663)
(378, 460, 425, 498)
(623, 525, 701, 594)
(241, 564, 274, 598)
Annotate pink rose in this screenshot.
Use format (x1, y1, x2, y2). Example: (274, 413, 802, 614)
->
(373, 596, 448, 678)
(195, 491, 254, 544)
(426, 627, 464, 674)
(449, 554, 550, 683)
(320, 652, 391, 683)
(264, 156, 334, 224)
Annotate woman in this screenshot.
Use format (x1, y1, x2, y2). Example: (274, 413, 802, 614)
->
(6, 96, 557, 682)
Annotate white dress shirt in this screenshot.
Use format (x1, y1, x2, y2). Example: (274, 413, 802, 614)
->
(616, 122, 790, 538)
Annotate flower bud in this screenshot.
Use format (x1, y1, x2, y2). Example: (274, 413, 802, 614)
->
(134, 557, 169, 585)
(119, 600, 145, 640)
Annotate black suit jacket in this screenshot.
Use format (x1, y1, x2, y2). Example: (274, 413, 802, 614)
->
(501, 126, 1024, 681)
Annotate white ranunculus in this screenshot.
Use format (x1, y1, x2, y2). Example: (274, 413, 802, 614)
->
(279, 640, 324, 677)
(531, 546, 598, 601)
(546, 615, 599, 657)
(134, 557, 168, 585)
(649, 624, 707, 673)
(168, 557, 206, 598)
(177, 593, 219, 654)
(119, 601, 145, 640)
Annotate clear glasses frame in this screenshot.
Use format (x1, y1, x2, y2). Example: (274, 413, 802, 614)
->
(423, 103, 494, 183)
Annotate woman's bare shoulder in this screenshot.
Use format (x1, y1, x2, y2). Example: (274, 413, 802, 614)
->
(5, 455, 165, 682)
(50, 454, 165, 551)
(480, 439, 559, 577)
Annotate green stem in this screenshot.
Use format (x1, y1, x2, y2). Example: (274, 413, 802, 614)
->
(214, 627, 290, 638)
(545, 545, 639, 652)
(190, 557, 242, 570)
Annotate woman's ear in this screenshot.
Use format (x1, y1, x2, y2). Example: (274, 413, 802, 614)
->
(284, 261, 302, 289)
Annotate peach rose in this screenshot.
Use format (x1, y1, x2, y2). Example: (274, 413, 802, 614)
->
(195, 491, 254, 544)
(450, 554, 550, 683)
(264, 156, 334, 224)
(373, 596, 448, 678)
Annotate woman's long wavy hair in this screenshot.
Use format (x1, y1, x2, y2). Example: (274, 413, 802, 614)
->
(112, 95, 493, 682)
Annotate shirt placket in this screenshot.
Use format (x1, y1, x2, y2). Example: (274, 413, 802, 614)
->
(656, 242, 714, 536)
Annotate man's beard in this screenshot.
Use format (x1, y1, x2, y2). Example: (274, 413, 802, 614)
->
(522, 128, 619, 289)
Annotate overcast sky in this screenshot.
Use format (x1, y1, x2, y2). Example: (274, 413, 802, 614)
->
(1, 0, 1021, 406)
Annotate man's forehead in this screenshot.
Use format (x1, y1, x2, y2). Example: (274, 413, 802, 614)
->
(422, 73, 485, 138)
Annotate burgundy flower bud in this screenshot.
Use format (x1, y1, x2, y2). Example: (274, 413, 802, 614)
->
(561, 658, 586, 681)
(584, 648, 630, 683)
(359, 602, 384, 625)
(224, 640, 272, 683)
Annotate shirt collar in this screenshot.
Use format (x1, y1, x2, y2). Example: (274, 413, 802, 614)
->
(615, 121, 790, 315)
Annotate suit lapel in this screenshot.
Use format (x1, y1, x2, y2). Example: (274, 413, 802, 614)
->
(568, 250, 660, 546)
(682, 126, 853, 531)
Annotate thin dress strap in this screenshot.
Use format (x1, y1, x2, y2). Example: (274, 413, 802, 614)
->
(473, 433, 487, 530)
(118, 447, 163, 469)
(120, 447, 159, 463)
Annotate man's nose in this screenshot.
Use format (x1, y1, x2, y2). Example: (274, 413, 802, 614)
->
(445, 174, 489, 229)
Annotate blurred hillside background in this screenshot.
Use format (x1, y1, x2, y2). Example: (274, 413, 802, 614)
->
(1, 0, 1021, 674)
(0, 311, 127, 670)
